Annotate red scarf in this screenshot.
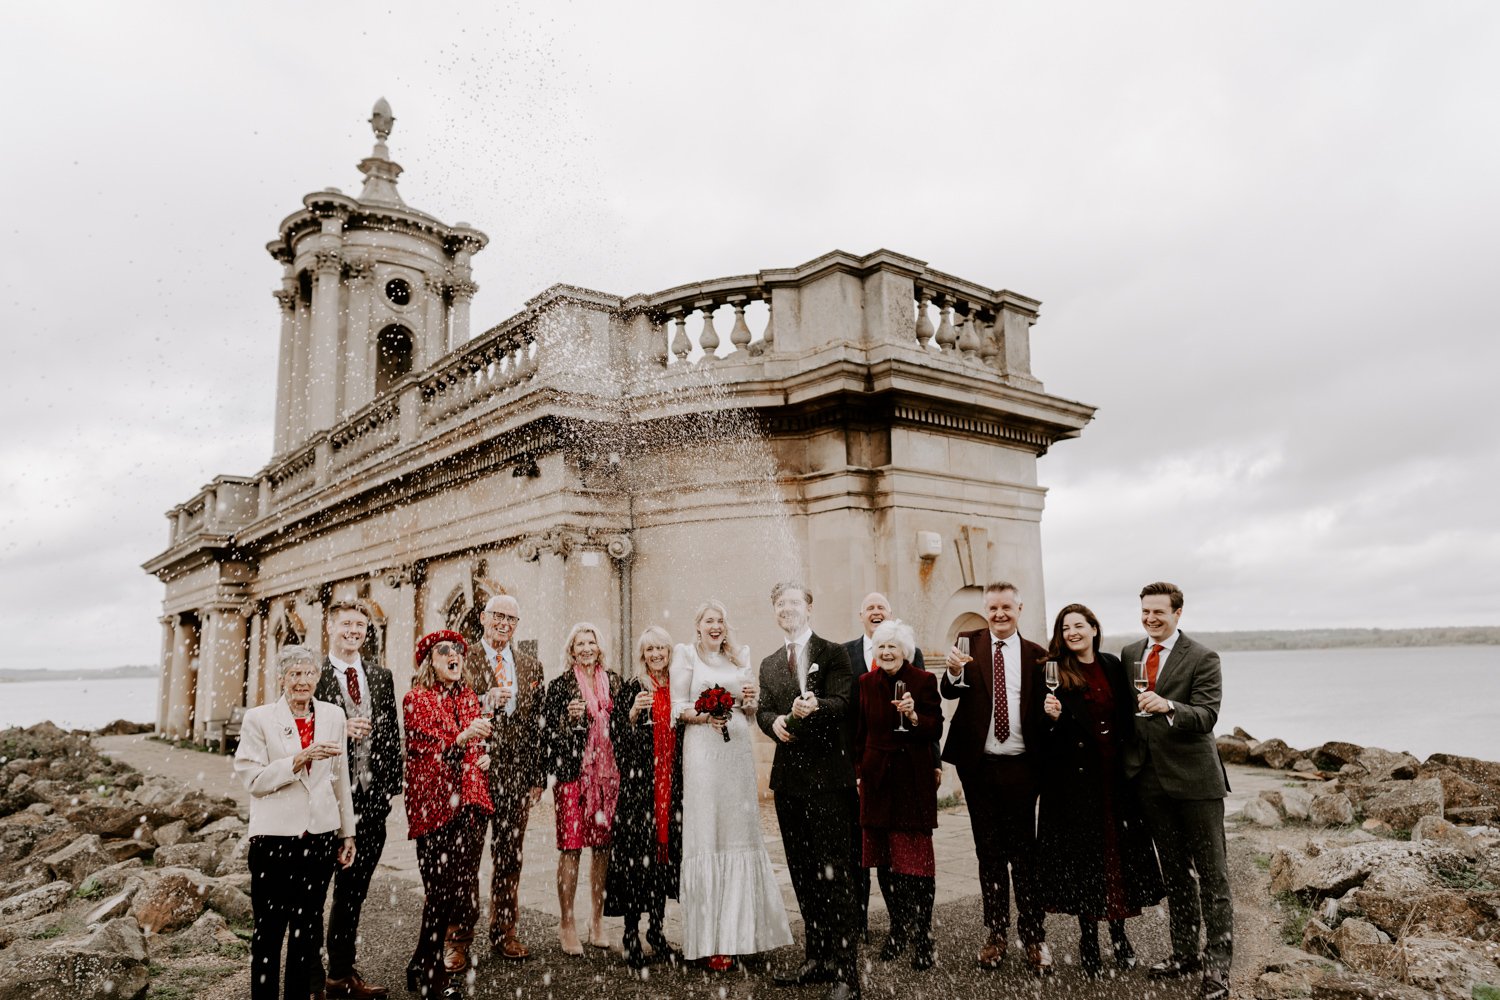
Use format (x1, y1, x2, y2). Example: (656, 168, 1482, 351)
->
(650, 679, 675, 862)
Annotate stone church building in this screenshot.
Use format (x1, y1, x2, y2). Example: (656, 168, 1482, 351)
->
(143, 100, 1095, 746)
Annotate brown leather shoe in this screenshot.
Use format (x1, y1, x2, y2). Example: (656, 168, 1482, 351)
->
(325, 971, 389, 999)
(1024, 941, 1054, 977)
(444, 925, 473, 974)
(976, 931, 1007, 970)
(495, 935, 531, 961)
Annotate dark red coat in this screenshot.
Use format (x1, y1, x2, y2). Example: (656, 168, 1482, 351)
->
(854, 663, 942, 832)
(403, 683, 493, 839)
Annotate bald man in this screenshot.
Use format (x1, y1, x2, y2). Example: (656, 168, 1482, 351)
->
(445, 595, 546, 968)
(842, 593, 931, 945)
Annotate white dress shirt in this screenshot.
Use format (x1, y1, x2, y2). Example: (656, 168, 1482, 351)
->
(327, 651, 366, 706)
(982, 632, 1027, 756)
(861, 634, 876, 673)
(482, 640, 517, 716)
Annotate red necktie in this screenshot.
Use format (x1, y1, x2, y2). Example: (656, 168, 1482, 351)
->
(786, 642, 799, 680)
(346, 666, 363, 706)
(1145, 644, 1164, 691)
(992, 641, 1010, 743)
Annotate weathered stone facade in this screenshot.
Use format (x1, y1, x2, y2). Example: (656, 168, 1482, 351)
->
(143, 101, 1095, 744)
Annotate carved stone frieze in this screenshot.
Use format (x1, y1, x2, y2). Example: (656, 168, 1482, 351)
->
(312, 249, 343, 275)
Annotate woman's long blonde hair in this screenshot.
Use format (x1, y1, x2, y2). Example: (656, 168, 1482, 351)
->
(693, 600, 746, 669)
(560, 621, 609, 676)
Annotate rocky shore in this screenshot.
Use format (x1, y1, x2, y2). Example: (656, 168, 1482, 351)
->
(1220, 728, 1500, 999)
(0, 722, 248, 1000)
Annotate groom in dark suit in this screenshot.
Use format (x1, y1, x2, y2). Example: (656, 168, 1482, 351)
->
(1122, 582, 1232, 1000)
(758, 581, 860, 1000)
(314, 598, 403, 999)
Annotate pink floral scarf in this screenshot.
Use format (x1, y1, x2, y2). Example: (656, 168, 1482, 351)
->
(574, 663, 619, 831)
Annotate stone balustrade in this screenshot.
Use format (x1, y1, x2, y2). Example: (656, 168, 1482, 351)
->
(329, 396, 401, 472)
(267, 444, 317, 504)
(419, 321, 538, 431)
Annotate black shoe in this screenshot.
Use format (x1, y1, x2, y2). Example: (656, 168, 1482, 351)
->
(910, 939, 934, 971)
(440, 989, 463, 1000)
(823, 981, 861, 1000)
(1112, 936, 1137, 970)
(406, 967, 419, 994)
(774, 960, 834, 986)
(623, 931, 648, 970)
(878, 934, 906, 962)
(1201, 971, 1229, 1000)
(1147, 955, 1202, 979)
(1078, 919, 1102, 978)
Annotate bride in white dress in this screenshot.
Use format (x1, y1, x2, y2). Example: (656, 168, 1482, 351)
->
(672, 600, 793, 962)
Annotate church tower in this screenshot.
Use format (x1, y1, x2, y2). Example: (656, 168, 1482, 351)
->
(265, 99, 488, 454)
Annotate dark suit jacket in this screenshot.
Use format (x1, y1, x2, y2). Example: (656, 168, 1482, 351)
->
(315, 657, 404, 801)
(844, 636, 935, 768)
(937, 629, 1045, 772)
(462, 643, 547, 792)
(1120, 631, 1229, 800)
(755, 632, 854, 796)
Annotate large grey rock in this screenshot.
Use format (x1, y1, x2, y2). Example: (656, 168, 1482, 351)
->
(1328, 917, 1392, 975)
(1244, 796, 1284, 827)
(1282, 787, 1314, 820)
(1300, 916, 1336, 957)
(1312, 740, 1366, 771)
(83, 886, 137, 925)
(1309, 791, 1356, 826)
(154, 841, 220, 874)
(1353, 887, 1490, 939)
(194, 816, 246, 841)
(1311, 972, 1432, 1000)
(1217, 735, 1251, 765)
(1409, 814, 1479, 857)
(1249, 738, 1305, 770)
(1268, 841, 1448, 898)
(204, 878, 253, 923)
(165, 909, 242, 956)
(42, 833, 114, 884)
(129, 869, 207, 934)
(151, 818, 191, 847)
(0, 916, 149, 1000)
(0, 880, 71, 925)
(1361, 778, 1444, 830)
(1399, 936, 1500, 1000)
(1354, 747, 1420, 782)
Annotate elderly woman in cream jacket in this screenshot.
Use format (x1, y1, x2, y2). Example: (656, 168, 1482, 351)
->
(234, 645, 358, 1000)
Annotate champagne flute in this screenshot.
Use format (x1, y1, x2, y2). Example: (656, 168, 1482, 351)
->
(956, 637, 971, 663)
(1044, 660, 1060, 694)
(1133, 658, 1152, 717)
(893, 680, 909, 733)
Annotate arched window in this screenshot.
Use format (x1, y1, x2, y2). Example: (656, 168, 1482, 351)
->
(375, 325, 414, 395)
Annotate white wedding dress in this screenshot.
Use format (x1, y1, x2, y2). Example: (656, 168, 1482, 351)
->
(671, 642, 792, 959)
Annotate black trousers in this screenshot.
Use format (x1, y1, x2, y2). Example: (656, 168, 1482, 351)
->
(775, 787, 859, 978)
(326, 785, 390, 979)
(249, 832, 338, 1000)
(1133, 769, 1233, 973)
(410, 807, 487, 995)
(957, 754, 1045, 945)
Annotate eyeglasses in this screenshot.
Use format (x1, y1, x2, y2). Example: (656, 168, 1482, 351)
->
(484, 613, 520, 626)
(433, 642, 463, 656)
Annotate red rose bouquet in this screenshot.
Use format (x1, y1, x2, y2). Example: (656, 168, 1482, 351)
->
(694, 684, 735, 742)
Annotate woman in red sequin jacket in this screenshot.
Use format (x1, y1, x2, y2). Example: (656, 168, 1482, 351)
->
(402, 630, 494, 1000)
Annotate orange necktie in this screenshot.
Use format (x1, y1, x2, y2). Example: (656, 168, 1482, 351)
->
(1145, 643, 1165, 691)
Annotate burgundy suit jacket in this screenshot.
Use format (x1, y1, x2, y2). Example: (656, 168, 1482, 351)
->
(938, 628, 1047, 771)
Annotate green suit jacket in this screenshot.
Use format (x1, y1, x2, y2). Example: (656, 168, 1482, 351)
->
(1121, 631, 1229, 800)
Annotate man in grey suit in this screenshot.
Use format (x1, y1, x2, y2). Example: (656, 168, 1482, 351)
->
(1122, 582, 1232, 1000)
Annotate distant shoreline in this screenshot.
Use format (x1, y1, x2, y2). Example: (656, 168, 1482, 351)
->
(1102, 625, 1499, 654)
(0, 665, 159, 683)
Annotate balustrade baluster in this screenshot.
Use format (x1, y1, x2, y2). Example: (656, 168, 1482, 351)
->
(935, 301, 957, 352)
(915, 292, 935, 348)
(957, 308, 980, 359)
(697, 301, 719, 361)
(670, 313, 690, 362)
(979, 316, 1000, 369)
(755, 295, 775, 355)
(728, 298, 752, 354)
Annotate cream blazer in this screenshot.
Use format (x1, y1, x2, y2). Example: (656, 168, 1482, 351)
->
(234, 697, 357, 839)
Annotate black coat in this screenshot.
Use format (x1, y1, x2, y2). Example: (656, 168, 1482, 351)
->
(602, 678, 683, 914)
(1035, 653, 1164, 918)
(542, 667, 622, 786)
(315, 659, 404, 801)
(755, 633, 855, 795)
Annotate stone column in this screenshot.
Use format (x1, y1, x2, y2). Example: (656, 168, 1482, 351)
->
(289, 296, 311, 445)
(307, 241, 344, 432)
(343, 257, 374, 415)
(155, 616, 175, 733)
(448, 278, 477, 350)
(535, 547, 569, 683)
(382, 566, 418, 709)
(165, 617, 197, 740)
(272, 284, 297, 454)
(197, 605, 249, 740)
(245, 608, 265, 709)
(422, 272, 447, 365)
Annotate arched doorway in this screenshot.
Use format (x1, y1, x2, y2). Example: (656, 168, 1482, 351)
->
(375, 324, 414, 395)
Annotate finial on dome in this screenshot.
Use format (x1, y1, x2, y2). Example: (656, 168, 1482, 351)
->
(370, 98, 394, 143)
(359, 98, 405, 207)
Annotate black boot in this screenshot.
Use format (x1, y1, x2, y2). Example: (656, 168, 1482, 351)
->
(909, 876, 936, 972)
(1108, 920, 1135, 970)
(623, 912, 648, 971)
(1078, 916, 1102, 978)
(877, 870, 907, 961)
(646, 905, 679, 965)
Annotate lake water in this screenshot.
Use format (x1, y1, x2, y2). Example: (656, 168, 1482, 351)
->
(1, 646, 1496, 761)
(0, 676, 160, 731)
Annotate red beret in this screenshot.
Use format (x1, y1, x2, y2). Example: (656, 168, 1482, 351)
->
(415, 629, 468, 666)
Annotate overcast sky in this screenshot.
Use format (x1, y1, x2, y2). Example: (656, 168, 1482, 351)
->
(4, 2, 1497, 671)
